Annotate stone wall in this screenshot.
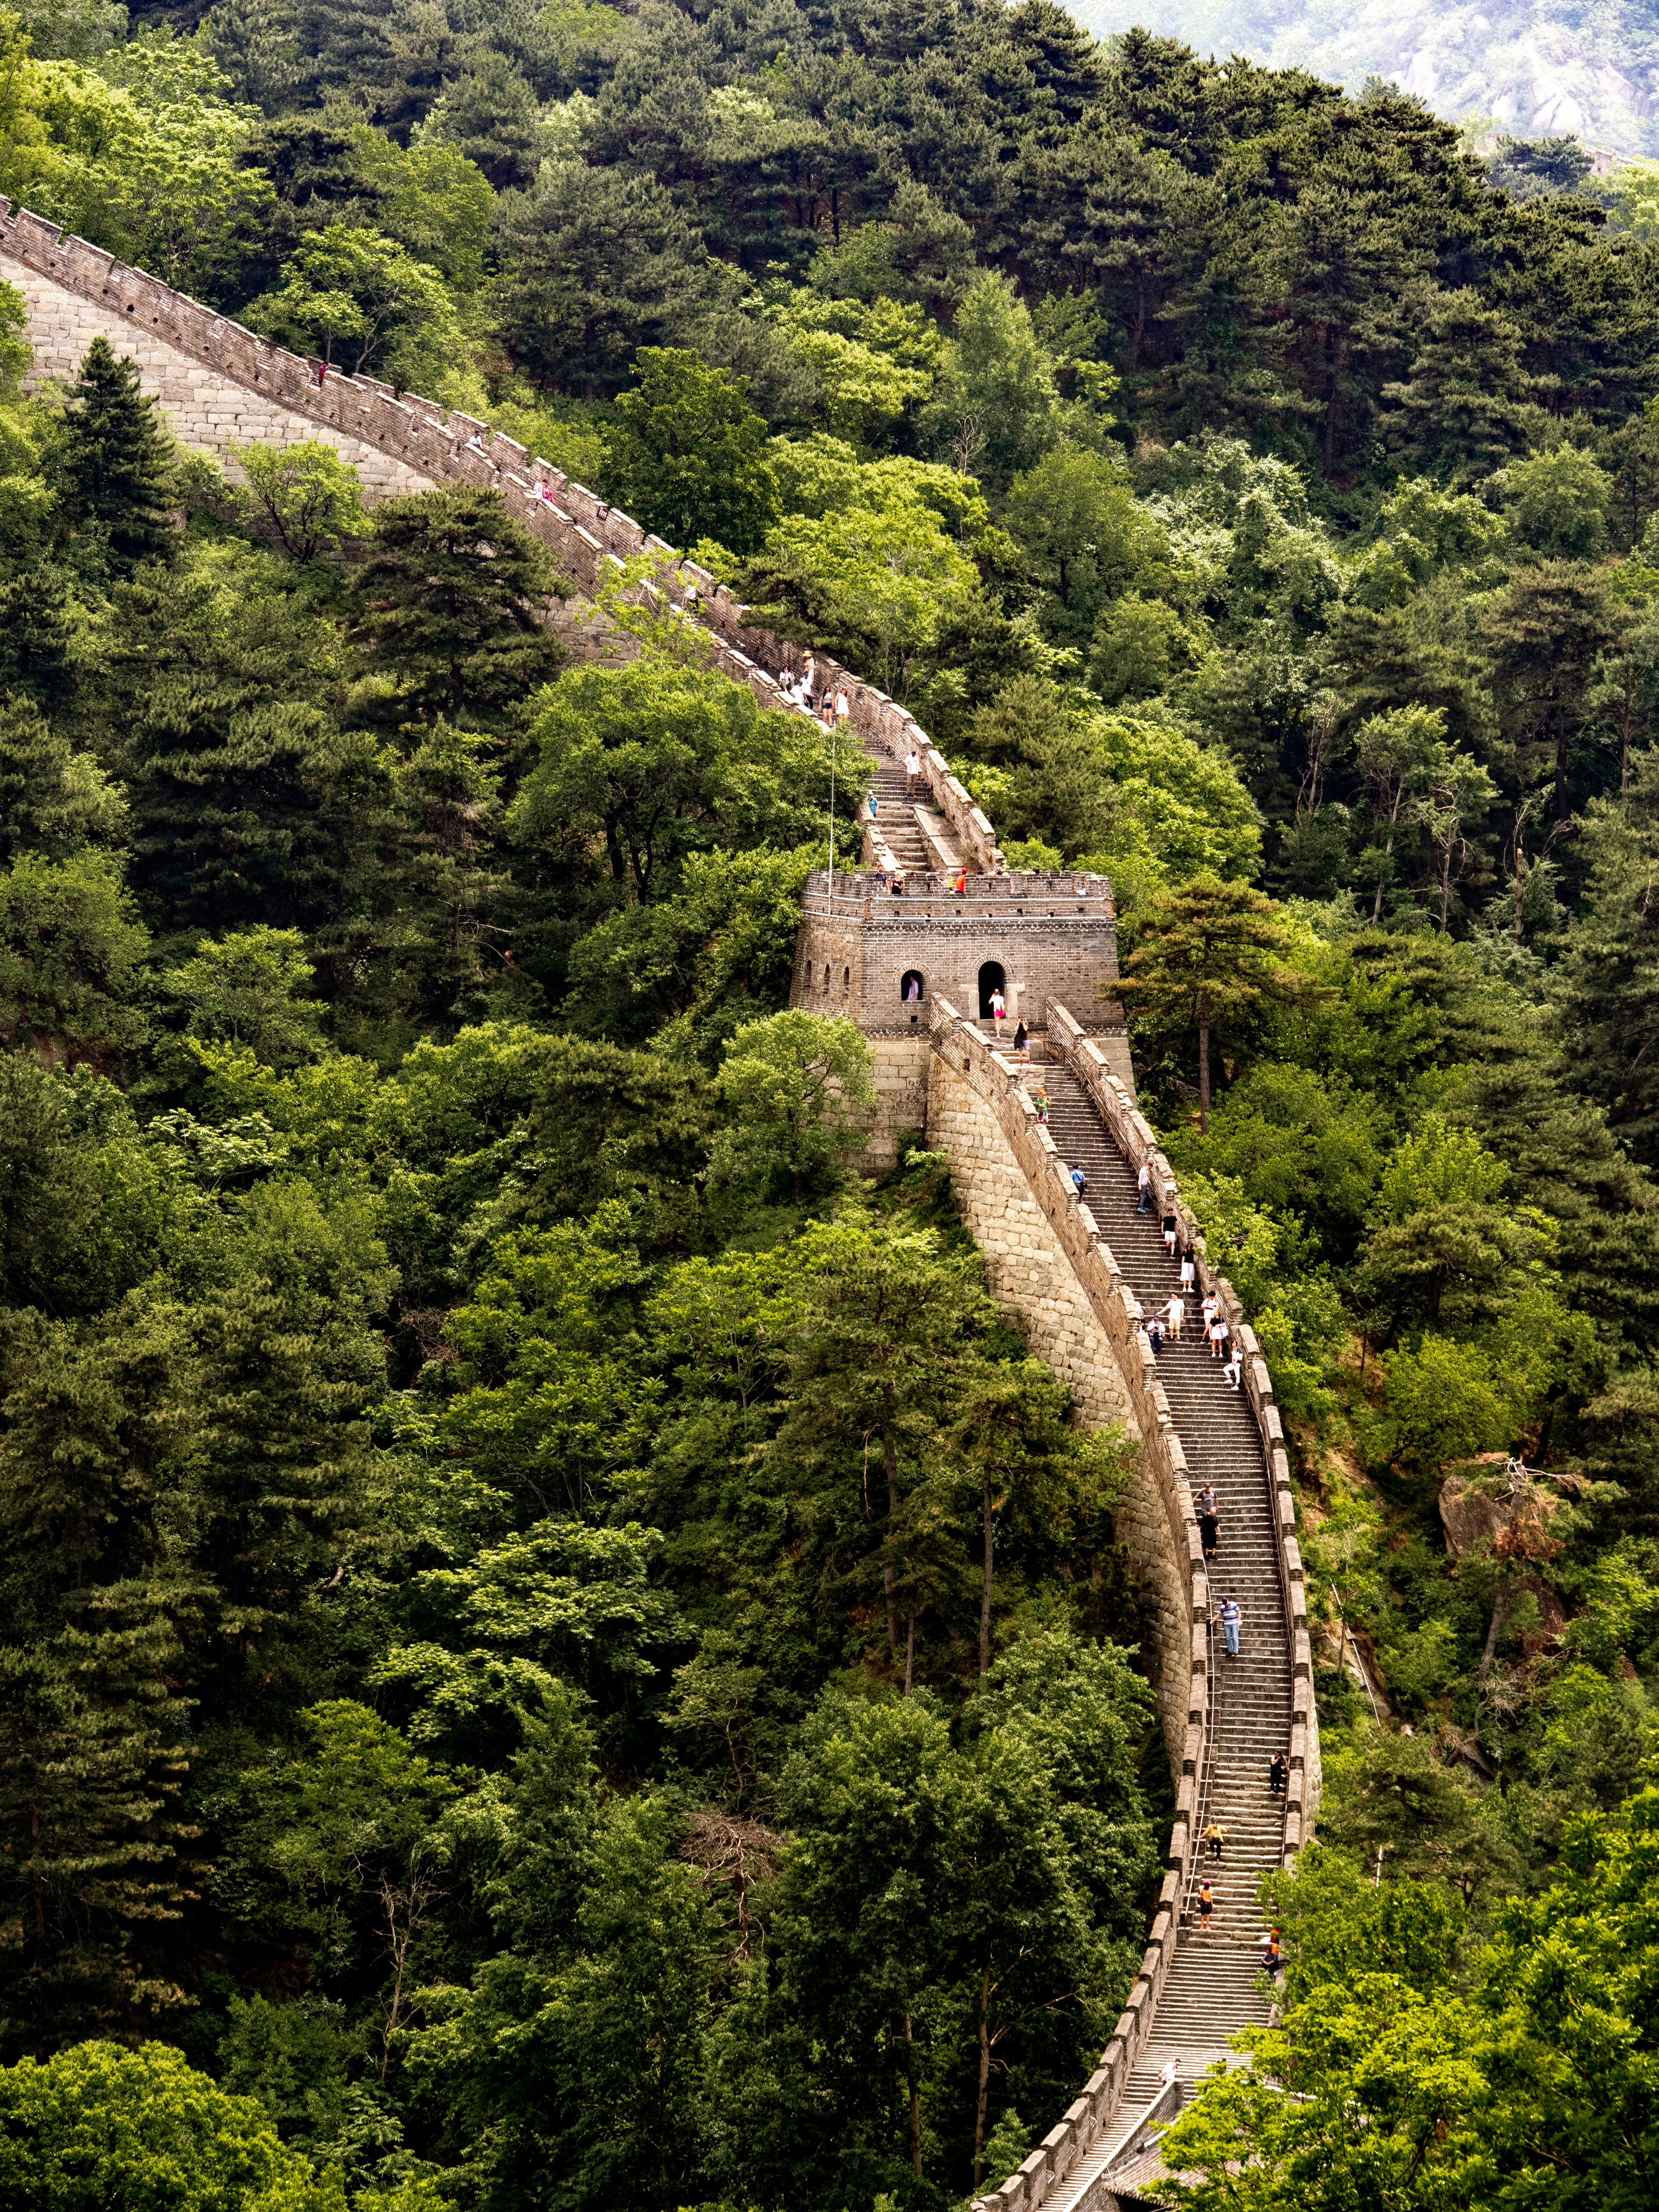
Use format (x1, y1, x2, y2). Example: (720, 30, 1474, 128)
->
(0, 199, 1000, 866)
(928, 1055, 1201, 1765)
(864, 1038, 933, 1173)
(3, 249, 438, 499)
(792, 867, 1122, 1038)
(925, 997, 1319, 2212)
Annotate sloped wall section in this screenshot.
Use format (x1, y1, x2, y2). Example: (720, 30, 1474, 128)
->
(0, 201, 1003, 867)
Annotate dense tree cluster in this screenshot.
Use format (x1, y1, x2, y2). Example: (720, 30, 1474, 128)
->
(0, 0, 1656, 2205)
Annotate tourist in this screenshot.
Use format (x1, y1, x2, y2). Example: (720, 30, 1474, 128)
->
(905, 747, 921, 797)
(904, 975, 921, 1004)
(1164, 1292, 1184, 1339)
(1180, 1250, 1197, 1296)
(1137, 1161, 1153, 1213)
(952, 866, 967, 896)
(990, 986, 1006, 1035)
(1202, 1818, 1227, 1861)
(1198, 1500, 1219, 1563)
(835, 687, 850, 721)
(1261, 1928, 1284, 1979)
(1200, 1291, 1219, 1344)
(1223, 1347, 1243, 1391)
(1013, 1017, 1029, 1063)
(1162, 1210, 1180, 1257)
(1210, 1310, 1230, 1362)
(1268, 1751, 1287, 1797)
(1215, 1597, 1243, 1658)
(1069, 1164, 1087, 1198)
(889, 872, 905, 896)
(1198, 1882, 1214, 1933)
(1146, 1316, 1164, 1357)
(1032, 1086, 1049, 1124)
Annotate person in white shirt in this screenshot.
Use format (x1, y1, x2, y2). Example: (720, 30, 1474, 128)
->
(905, 748, 921, 796)
(835, 688, 850, 721)
(1165, 1293, 1185, 1339)
(1180, 1252, 1196, 1295)
(990, 987, 1006, 1035)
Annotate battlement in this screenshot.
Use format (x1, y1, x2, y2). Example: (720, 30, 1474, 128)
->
(0, 199, 1001, 861)
(791, 867, 1122, 1037)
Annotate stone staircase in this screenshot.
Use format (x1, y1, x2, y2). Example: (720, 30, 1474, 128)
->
(1023, 1053, 1290, 2208)
(862, 739, 964, 874)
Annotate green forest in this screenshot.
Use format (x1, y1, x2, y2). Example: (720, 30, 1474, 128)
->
(0, 0, 1657, 2206)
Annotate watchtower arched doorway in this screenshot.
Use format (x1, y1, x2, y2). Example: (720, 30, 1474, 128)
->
(978, 960, 1006, 1020)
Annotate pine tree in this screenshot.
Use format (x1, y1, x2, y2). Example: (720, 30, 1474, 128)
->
(57, 339, 176, 575)
(1378, 287, 1538, 484)
(1118, 874, 1311, 1130)
(348, 486, 566, 728)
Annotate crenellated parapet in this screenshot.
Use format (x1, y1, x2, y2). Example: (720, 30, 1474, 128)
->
(0, 199, 1002, 865)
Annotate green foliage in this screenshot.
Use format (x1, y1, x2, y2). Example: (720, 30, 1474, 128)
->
(56, 336, 175, 574)
(511, 659, 831, 904)
(710, 1010, 875, 1206)
(230, 440, 368, 563)
(243, 224, 463, 394)
(603, 346, 779, 557)
(348, 486, 565, 729)
(0, 2041, 341, 2212)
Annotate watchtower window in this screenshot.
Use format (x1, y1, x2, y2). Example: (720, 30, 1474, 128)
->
(842, 966, 850, 994)
(977, 960, 1006, 1019)
(823, 963, 831, 992)
(900, 970, 925, 1005)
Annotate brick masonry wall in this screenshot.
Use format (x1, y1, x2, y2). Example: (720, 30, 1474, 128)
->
(3, 250, 438, 498)
(792, 868, 1123, 1037)
(927, 1056, 1198, 1762)
(0, 200, 1001, 851)
(864, 1038, 933, 1173)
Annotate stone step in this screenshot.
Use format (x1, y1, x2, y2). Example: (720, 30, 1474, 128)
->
(1017, 1056, 1297, 2212)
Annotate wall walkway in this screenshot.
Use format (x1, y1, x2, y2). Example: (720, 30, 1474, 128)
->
(0, 199, 1316, 2207)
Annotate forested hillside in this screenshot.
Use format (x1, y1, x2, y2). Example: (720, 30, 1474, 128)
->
(0, 2, 1656, 2208)
(1078, 0, 1659, 158)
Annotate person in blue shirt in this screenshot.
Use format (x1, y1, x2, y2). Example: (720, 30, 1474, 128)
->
(1069, 1164, 1086, 1196)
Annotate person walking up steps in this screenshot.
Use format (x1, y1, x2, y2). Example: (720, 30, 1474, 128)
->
(1162, 1209, 1180, 1257)
(1069, 1163, 1087, 1199)
(1198, 1881, 1214, 1932)
(1197, 1492, 1220, 1563)
(1268, 1749, 1287, 1796)
(905, 746, 921, 796)
(1210, 1308, 1231, 1362)
(1137, 1161, 1153, 1213)
(1202, 1818, 1227, 1861)
(1214, 1596, 1243, 1658)
(1013, 1017, 1028, 1063)
(1032, 1085, 1049, 1124)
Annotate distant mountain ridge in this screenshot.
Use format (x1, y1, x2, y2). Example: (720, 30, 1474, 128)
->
(1076, 0, 1659, 155)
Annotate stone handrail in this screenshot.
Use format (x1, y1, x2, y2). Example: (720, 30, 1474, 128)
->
(930, 996, 1213, 2212)
(1045, 1003, 1319, 1856)
(0, 199, 1003, 873)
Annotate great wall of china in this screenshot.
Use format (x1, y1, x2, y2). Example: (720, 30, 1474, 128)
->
(0, 201, 1318, 2212)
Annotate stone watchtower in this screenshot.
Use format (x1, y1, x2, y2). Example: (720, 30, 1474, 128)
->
(789, 865, 1134, 1167)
